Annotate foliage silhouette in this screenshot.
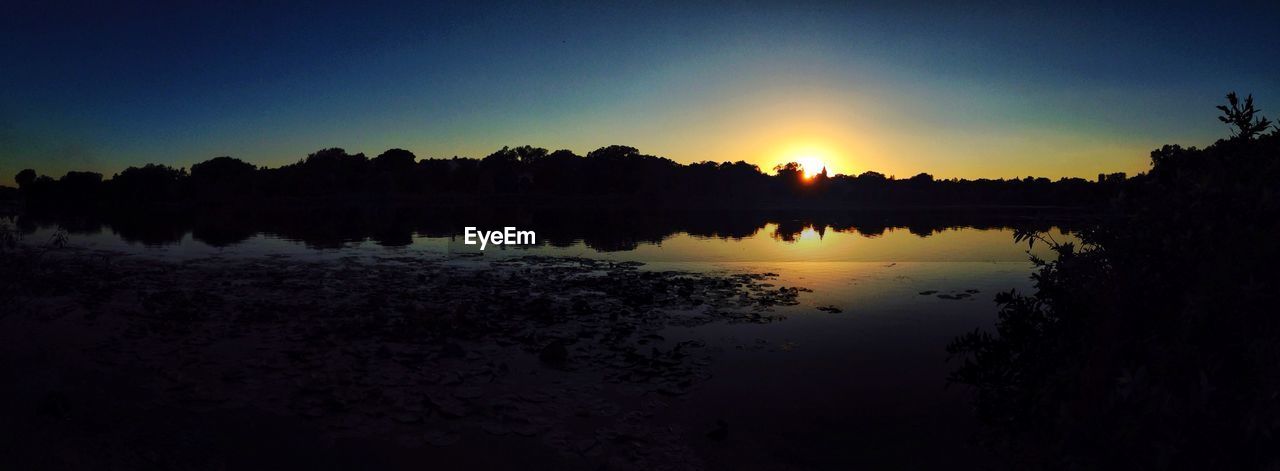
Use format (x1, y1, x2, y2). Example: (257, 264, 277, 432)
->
(12, 145, 1121, 213)
(949, 93, 1280, 468)
(14, 169, 37, 189)
(1217, 92, 1273, 140)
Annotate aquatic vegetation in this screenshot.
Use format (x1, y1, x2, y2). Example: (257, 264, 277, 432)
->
(2, 252, 804, 469)
(0, 221, 69, 314)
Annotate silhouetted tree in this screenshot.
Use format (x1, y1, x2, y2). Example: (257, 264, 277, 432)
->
(372, 148, 416, 170)
(189, 157, 256, 202)
(512, 145, 548, 164)
(949, 93, 1280, 468)
(1217, 92, 1272, 140)
(773, 162, 803, 181)
(57, 171, 103, 205)
(586, 145, 640, 161)
(191, 156, 256, 181)
(908, 172, 934, 183)
(15, 169, 36, 190)
(111, 164, 186, 202)
(857, 170, 887, 182)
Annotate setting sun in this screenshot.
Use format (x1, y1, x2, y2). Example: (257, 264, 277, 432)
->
(779, 144, 837, 179)
(795, 156, 827, 179)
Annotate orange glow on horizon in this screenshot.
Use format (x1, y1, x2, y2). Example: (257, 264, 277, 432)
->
(778, 143, 838, 178)
(795, 156, 826, 179)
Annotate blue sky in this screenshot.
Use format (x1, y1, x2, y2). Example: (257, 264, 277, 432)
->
(3, 1, 1278, 185)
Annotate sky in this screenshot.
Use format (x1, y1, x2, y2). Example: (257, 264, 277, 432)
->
(3, 1, 1279, 186)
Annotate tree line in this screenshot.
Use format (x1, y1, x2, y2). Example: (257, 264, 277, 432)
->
(9, 144, 1125, 211)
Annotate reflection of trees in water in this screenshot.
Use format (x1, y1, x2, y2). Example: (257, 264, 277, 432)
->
(16, 207, 1077, 251)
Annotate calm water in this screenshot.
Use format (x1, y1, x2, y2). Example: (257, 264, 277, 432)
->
(23, 219, 1069, 466)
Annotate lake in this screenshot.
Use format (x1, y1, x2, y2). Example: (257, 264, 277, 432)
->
(7, 212, 1072, 469)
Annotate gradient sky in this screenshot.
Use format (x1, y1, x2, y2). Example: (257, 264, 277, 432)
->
(3, 1, 1279, 186)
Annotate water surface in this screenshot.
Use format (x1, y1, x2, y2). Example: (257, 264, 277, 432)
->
(21, 216, 1069, 467)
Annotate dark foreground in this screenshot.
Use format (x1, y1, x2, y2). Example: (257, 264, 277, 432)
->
(3, 248, 829, 470)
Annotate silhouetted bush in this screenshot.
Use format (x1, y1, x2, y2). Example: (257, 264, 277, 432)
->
(949, 93, 1280, 468)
